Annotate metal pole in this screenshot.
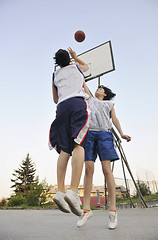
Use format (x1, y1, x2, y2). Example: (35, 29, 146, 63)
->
(98, 76, 101, 87)
(118, 143, 148, 208)
(111, 127, 148, 208)
(113, 132, 135, 207)
(112, 161, 115, 172)
(97, 190, 101, 204)
(121, 157, 135, 208)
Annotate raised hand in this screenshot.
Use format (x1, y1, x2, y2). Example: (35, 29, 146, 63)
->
(68, 47, 77, 59)
(121, 134, 131, 142)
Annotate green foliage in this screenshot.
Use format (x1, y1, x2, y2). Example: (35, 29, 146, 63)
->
(9, 154, 49, 207)
(8, 180, 48, 207)
(116, 194, 158, 204)
(136, 180, 151, 196)
(11, 153, 36, 196)
(144, 194, 158, 200)
(26, 177, 49, 206)
(8, 194, 26, 207)
(0, 198, 7, 207)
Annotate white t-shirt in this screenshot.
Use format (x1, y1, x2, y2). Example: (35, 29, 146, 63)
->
(53, 64, 89, 104)
(88, 97, 114, 130)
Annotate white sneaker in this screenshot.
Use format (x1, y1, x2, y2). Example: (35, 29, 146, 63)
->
(77, 211, 93, 228)
(53, 192, 71, 213)
(108, 211, 118, 229)
(64, 190, 82, 216)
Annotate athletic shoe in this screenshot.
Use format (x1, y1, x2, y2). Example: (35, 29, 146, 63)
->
(53, 192, 71, 213)
(64, 190, 82, 216)
(108, 211, 118, 229)
(77, 211, 93, 228)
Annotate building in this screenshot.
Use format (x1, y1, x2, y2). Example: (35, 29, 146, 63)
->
(46, 184, 128, 206)
(116, 185, 128, 199)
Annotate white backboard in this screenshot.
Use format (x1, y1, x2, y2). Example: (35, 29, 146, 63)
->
(78, 41, 115, 81)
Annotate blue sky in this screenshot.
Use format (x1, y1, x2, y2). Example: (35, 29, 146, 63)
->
(0, 0, 158, 198)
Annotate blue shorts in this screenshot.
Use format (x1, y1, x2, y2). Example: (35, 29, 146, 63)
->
(49, 97, 89, 155)
(85, 130, 119, 162)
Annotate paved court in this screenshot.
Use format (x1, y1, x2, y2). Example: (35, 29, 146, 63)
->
(0, 207, 157, 240)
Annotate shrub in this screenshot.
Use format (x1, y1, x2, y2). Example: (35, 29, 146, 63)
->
(8, 194, 26, 207)
(136, 180, 151, 196)
(26, 181, 47, 206)
(0, 198, 7, 207)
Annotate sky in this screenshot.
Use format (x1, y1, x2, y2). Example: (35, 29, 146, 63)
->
(0, 0, 158, 199)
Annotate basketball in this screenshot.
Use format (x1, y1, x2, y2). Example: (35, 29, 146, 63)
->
(74, 30, 85, 42)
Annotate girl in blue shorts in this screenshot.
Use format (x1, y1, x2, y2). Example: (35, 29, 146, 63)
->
(49, 48, 90, 216)
(77, 85, 131, 229)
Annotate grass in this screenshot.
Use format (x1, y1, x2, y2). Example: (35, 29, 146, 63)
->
(0, 202, 58, 210)
(116, 194, 158, 204)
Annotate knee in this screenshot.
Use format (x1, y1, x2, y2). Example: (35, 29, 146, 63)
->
(103, 167, 112, 176)
(85, 164, 94, 177)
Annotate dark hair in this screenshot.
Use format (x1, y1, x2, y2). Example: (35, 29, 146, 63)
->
(54, 49, 70, 67)
(98, 85, 116, 100)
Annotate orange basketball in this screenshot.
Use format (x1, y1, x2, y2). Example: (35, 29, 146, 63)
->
(74, 30, 85, 42)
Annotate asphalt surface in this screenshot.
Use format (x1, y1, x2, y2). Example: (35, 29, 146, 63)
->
(0, 208, 158, 240)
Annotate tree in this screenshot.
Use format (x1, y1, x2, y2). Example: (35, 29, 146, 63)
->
(27, 177, 49, 206)
(8, 177, 49, 207)
(136, 180, 151, 196)
(11, 153, 36, 196)
(9, 154, 49, 207)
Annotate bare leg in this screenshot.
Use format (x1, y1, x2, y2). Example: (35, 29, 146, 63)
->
(101, 161, 116, 211)
(70, 144, 84, 193)
(83, 161, 94, 210)
(57, 150, 70, 193)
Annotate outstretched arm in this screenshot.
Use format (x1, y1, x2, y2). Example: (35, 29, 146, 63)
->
(68, 47, 89, 72)
(83, 80, 93, 98)
(111, 106, 131, 142)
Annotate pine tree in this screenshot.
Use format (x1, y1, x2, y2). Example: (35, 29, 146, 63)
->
(11, 153, 36, 196)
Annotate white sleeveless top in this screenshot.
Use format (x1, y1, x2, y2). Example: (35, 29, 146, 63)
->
(53, 64, 89, 104)
(88, 97, 114, 130)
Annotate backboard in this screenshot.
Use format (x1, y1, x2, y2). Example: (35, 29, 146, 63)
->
(77, 41, 115, 82)
(55, 41, 115, 82)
